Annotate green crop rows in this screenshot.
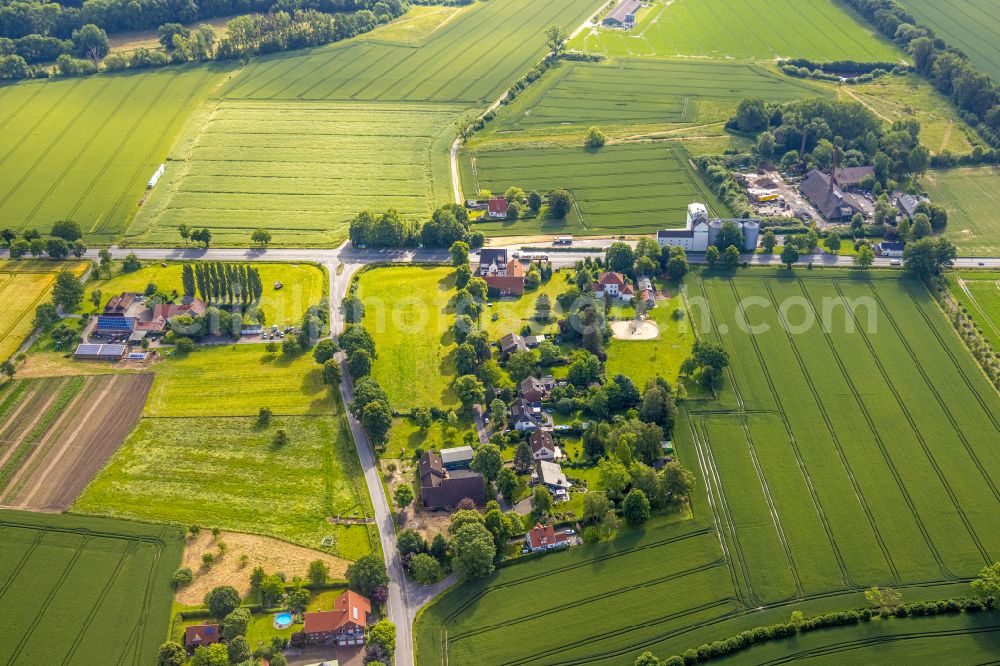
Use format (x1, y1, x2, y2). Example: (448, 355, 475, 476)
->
(0, 510, 182, 665)
(128, 101, 461, 246)
(494, 59, 828, 132)
(0, 64, 231, 243)
(899, 0, 1000, 81)
(464, 142, 729, 235)
(924, 166, 1000, 256)
(219, 0, 599, 104)
(570, 0, 903, 61)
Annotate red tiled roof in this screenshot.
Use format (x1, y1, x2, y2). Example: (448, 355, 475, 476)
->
(185, 624, 220, 647)
(527, 523, 570, 550)
(152, 298, 207, 321)
(485, 275, 524, 296)
(598, 272, 625, 286)
(506, 259, 525, 277)
(303, 590, 371, 635)
(488, 197, 509, 215)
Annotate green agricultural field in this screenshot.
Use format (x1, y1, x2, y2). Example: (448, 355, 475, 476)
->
(84, 261, 325, 327)
(605, 287, 695, 388)
(0, 63, 231, 243)
(0, 261, 89, 362)
(923, 166, 1000, 255)
(126, 101, 460, 246)
(144, 344, 338, 417)
(218, 0, 599, 104)
(949, 271, 1000, 350)
(356, 266, 459, 411)
(899, 0, 1000, 81)
(74, 415, 373, 558)
(569, 0, 902, 62)
(491, 59, 828, 134)
(0, 510, 182, 665)
(464, 142, 729, 236)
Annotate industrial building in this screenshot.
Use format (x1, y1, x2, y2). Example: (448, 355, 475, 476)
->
(656, 203, 760, 252)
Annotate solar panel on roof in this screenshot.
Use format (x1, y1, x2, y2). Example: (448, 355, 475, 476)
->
(75, 344, 101, 354)
(127, 352, 147, 360)
(99, 345, 126, 356)
(97, 316, 134, 331)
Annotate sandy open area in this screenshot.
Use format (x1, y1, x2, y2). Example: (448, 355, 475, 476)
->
(610, 319, 659, 340)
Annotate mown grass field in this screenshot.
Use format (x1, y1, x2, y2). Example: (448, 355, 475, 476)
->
(569, 0, 902, 61)
(899, 0, 1000, 81)
(144, 344, 338, 417)
(74, 415, 373, 558)
(0, 64, 231, 243)
(949, 270, 1000, 350)
(923, 166, 1000, 255)
(84, 260, 325, 327)
(492, 59, 828, 134)
(605, 287, 695, 389)
(0, 509, 182, 665)
(0, 260, 89, 362)
(218, 0, 599, 104)
(356, 266, 459, 411)
(688, 271, 1000, 605)
(464, 142, 729, 235)
(128, 101, 461, 246)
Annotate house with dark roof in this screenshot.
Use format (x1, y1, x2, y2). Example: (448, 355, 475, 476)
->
(499, 332, 528, 357)
(419, 451, 485, 508)
(891, 191, 928, 219)
(525, 523, 573, 552)
(799, 169, 867, 221)
(301, 590, 371, 646)
(511, 398, 553, 431)
(478, 248, 508, 276)
(878, 241, 905, 258)
(487, 197, 509, 218)
(602, 0, 641, 27)
(485, 258, 525, 296)
(103, 292, 140, 316)
(439, 445, 474, 470)
(833, 166, 875, 188)
(520, 375, 555, 402)
(529, 429, 559, 461)
(184, 624, 220, 654)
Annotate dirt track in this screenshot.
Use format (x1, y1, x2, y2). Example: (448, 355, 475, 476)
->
(0, 373, 153, 511)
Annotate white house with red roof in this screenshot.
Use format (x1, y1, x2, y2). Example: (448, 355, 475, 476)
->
(487, 196, 509, 218)
(593, 272, 634, 302)
(525, 523, 573, 552)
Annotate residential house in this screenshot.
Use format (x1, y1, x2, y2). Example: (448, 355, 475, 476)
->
(593, 272, 634, 302)
(892, 191, 928, 220)
(878, 241, 905, 258)
(537, 460, 571, 500)
(799, 169, 869, 221)
(499, 332, 528, 357)
(519, 375, 555, 402)
(833, 166, 875, 188)
(525, 523, 573, 552)
(478, 248, 508, 276)
(418, 451, 485, 508)
(439, 445, 474, 470)
(485, 258, 525, 296)
(184, 624, 220, 654)
(524, 334, 546, 348)
(636, 277, 656, 309)
(511, 398, 553, 431)
(602, 0, 640, 28)
(487, 197, 509, 219)
(302, 590, 372, 646)
(529, 429, 559, 461)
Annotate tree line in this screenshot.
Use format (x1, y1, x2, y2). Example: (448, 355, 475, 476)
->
(1, 220, 87, 260)
(185, 261, 264, 304)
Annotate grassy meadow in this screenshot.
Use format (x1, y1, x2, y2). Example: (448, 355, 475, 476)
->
(0, 260, 89, 362)
(569, 0, 902, 61)
(74, 415, 373, 558)
(144, 344, 337, 417)
(0, 64, 231, 243)
(491, 59, 828, 135)
(128, 101, 461, 246)
(923, 166, 1000, 255)
(0, 510, 182, 665)
(605, 287, 695, 389)
(899, 0, 1000, 81)
(84, 260, 325, 327)
(356, 266, 459, 411)
(949, 270, 1000, 350)
(464, 142, 729, 236)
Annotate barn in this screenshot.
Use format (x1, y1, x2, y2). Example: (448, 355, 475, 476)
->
(74, 344, 127, 361)
(603, 0, 641, 28)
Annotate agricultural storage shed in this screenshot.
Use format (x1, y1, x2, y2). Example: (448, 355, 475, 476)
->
(74, 343, 127, 361)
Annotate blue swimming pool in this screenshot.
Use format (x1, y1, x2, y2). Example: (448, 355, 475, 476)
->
(274, 612, 293, 629)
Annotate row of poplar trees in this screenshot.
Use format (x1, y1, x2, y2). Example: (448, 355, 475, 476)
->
(181, 262, 263, 305)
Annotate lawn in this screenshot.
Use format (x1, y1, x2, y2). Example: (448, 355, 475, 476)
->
(218, 0, 599, 104)
(898, 0, 1000, 81)
(144, 344, 338, 417)
(0, 63, 231, 244)
(490, 59, 828, 135)
(949, 270, 1000, 350)
(464, 142, 729, 236)
(126, 101, 461, 246)
(74, 415, 374, 558)
(356, 266, 459, 412)
(923, 166, 1000, 256)
(0, 260, 89, 362)
(605, 287, 695, 389)
(569, 0, 902, 62)
(0, 509, 182, 665)
(83, 260, 325, 327)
